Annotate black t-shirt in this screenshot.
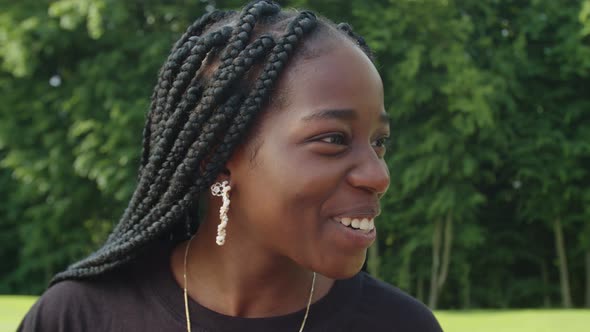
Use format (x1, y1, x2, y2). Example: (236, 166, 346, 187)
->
(18, 248, 442, 332)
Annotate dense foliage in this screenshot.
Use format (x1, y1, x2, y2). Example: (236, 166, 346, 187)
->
(1, 0, 589, 309)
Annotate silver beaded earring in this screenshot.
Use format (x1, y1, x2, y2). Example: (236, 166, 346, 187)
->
(210, 180, 231, 246)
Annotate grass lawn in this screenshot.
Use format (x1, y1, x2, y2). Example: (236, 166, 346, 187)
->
(2, 296, 589, 331)
(435, 309, 590, 332)
(0, 296, 36, 332)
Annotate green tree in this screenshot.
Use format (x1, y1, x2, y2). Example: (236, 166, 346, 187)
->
(355, 0, 498, 309)
(0, 0, 214, 293)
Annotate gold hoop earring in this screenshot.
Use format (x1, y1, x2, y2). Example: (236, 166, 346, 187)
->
(211, 180, 231, 246)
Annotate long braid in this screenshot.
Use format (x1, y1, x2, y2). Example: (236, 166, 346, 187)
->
(128, 36, 276, 224)
(127, 13, 231, 222)
(61, 32, 281, 271)
(54, 7, 287, 277)
(51, 0, 373, 284)
(207, 12, 317, 172)
(219, 1, 280, 62)
(121, 13, 316, 251)
(57, 95, 245, 275)
(171, 10, 233, 54)
(121, 2, 278, 231)
(149, 10, 230, 148)
(119, 33, 275, 239)
(140, 10, 232, 178)
(115, 30, 230, 239)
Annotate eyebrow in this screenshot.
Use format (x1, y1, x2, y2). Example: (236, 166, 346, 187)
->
(302, 108, 390, 125)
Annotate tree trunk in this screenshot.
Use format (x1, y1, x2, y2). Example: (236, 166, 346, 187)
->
(428, 218, 442, 309)
(437, 213, 453, 290)
(553, 218, 573, 308)
(428, 213, 454, 309)
(541, 260, 550, 308)
(585, 249, 590, 308)
(367, 240, 380, 278)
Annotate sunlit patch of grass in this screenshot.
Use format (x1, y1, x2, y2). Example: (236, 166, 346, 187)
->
(0, 296, 36, 332)
(435, 309, 590, 332)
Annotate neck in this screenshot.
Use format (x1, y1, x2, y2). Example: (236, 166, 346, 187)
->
(170, 215, 333, 318)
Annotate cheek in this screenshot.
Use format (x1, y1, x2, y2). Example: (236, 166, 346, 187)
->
(245, 147, 344, 232)
(267, 148, 344, 212)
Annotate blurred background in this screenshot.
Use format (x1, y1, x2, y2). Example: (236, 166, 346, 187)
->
(1, 0, 589, 329)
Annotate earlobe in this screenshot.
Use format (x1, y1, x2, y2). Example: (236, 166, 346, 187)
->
(211, 168, 231, 190)
(209, 163, 233, 197)
(223, 143, 245, 174)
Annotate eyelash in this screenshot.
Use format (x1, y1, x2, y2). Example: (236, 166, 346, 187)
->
(316, 133, 390, 149)
(318, 133, 347, 145)
(373, 136, 391, 148)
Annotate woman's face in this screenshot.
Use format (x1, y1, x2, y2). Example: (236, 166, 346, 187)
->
(226, 35, 390, 279)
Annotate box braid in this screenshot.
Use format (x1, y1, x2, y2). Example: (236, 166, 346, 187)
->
(112, 3, 280, 244)
(122, 2, 279, 235)
(118, 36, 276, 240)
(118, 29, 231, 238)
(140, 10, 233, 175)
(51, 0, 374, 284)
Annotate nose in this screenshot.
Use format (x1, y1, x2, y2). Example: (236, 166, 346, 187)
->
(346, 149, 390, 195)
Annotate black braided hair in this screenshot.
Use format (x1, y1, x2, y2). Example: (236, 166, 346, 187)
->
(51, 0, 374, 284)
(140, 10, 233, 174)
(336, 22, 374, 61)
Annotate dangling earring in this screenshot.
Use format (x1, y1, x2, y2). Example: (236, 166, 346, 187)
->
(210, 180, 231, 246)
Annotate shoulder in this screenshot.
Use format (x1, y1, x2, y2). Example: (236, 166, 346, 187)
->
(18, 271, 138, 332)
(352, 272, 443, 332)
(17, 247, 176, 332)
(18, 280, 108, 331)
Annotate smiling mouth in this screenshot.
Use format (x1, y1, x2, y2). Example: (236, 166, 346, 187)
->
(333, 217, 375, 233)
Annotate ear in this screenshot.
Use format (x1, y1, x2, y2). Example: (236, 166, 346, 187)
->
(200, 149, 238, 188)
(212, 167, 231, 186)
(210, 135, 256, 191)
(221, 141, 249, 182)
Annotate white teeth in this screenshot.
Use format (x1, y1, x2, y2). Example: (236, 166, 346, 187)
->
(359, 218, 369, 230)
(335, 217, 375, 232)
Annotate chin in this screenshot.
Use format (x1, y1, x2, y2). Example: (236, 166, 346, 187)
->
(314, 251, 367, 279)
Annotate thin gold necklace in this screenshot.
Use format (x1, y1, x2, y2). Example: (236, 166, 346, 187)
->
(183, 235, 317, 332)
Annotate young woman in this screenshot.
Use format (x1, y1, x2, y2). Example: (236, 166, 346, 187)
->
(19, 1, 442, 331)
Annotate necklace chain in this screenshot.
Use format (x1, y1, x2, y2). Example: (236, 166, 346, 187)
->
(183, 235, 194, 332)
(183, 235, 316, 332)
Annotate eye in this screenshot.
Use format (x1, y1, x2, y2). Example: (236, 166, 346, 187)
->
(372, 136, 390, 148)
(372, 136, 390, 158)
(306, 132, 349, 156)
(317, 133, 347, 145)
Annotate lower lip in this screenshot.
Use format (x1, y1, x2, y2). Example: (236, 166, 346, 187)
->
(330, 219, 376, 248)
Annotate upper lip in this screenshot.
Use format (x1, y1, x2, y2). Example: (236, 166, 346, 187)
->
(331, 204, 380, 220)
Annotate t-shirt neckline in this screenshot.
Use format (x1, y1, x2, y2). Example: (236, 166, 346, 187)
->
(142, 246, 362, 332)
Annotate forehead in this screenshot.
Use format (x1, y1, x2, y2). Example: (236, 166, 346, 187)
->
(272, 36, 384, 116)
